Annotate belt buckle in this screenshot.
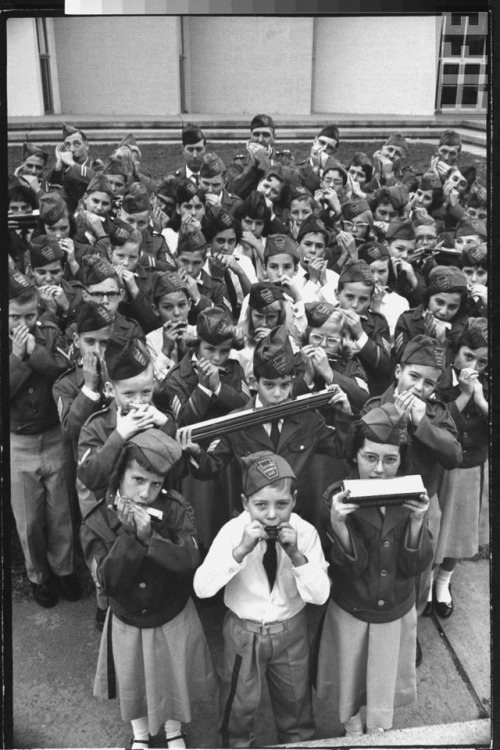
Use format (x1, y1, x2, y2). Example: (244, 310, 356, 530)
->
(258, 623, 269, 635)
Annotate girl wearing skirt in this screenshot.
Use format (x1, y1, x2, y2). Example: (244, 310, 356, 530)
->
(431, 318, 489, 617)
(80, 428, 216, 749)
(313, 404, 433, 737)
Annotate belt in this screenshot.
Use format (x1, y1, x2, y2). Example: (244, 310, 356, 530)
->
(236, 609, 303, 636)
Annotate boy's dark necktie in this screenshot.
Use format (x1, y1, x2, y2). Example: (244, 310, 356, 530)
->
(270, 420, 280, 449)
(263, 539, 278, 590)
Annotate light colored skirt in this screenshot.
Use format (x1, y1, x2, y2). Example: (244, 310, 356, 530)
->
(314, 600, 417, 731)
(435, 460, 489, 564)
(94, 597, 218, 733)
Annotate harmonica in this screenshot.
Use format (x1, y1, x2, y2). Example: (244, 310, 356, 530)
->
(110, 496, 163, 521)
(340, 475, 426, 507)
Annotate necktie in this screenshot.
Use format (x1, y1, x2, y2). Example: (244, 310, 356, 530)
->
(270, 420, 280, 449)
(263, 539, 278, 590)
(225, 270, 239, 315)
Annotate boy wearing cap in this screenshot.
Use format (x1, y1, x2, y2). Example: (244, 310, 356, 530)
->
(384, 219, 426, 307)
(77, 336, 176, 499)
(357, 241, 409, 340)
(370, 133, 418, 193)
(296, 124, 340, 195)
(9, 270, 80, 608)
(295, 215, 339, 306)
(430, 130, 462, 182)
(13, 142, 50, 194)
(369, 185, 409, 239)
(361, 335, 462, 622)
(176, 230, 232, 316)
(460, 244, 487, 317)
(80, 255, 145, 342)
(181, 325, 351, 525)
(198, 152, 243, 216)
(194, 450, 330, 747)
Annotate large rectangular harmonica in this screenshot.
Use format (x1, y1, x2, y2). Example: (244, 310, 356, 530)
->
(341, 475, 426, 507)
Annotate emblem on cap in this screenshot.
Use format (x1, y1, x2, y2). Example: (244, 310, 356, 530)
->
(114, 226, 131, 240)
(220, 211, 232, 227)
(271, 354, 288, 375)
(40, 245, 55, 261)
(433, 347, 446, 369)
(434, 274, 451, 291)
(272, 236, 287, 252)
(132, 347, 148, 366)
(260, 288, 275, 306)
(316, 303, 332, 317)
(255, 457, 279, 480)
(469, 245, 486, 263)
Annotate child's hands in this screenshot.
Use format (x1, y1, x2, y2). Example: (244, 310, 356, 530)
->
(233, 520, 266, 562)
(327, 385, 352, 414)
(253, 326, 271, 343)
(307, 257, 327, 285)
(403, 492, 429, 519)
(132, 504, 152, 544)
(142, 403, 168, 428)
(394, 389, 426, 425)
(197, 358, 221, 393)
(276, 522, 306, 566)
(469, 283, 487, 305)
(177, 269, 201, 303)
(329, 489, 359, 528)
(10, 324, 30, 359)
(336, 230, 357, 261)
(58, 237, 76, 263)
(82, 349, 102, 392)
(342, 309, 364, 340)
(162, 320, 187, 356)
(176, 426, 201, 458)
(115, 495, 137, 534)
(279, 275, 300, 302)
(392, 258, 418, 288)
(301, 344, 333, 382)
(115, 404, 156, 439)
(423, 310, 447, 343)
(458, 367, 477, 397)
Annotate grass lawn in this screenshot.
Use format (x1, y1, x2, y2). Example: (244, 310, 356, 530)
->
(8, 140, 486, 185)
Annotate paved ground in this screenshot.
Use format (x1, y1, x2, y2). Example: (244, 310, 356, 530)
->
(9, 553, 491, 750)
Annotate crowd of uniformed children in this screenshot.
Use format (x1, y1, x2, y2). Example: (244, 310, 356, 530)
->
(8, 116, 489, 748)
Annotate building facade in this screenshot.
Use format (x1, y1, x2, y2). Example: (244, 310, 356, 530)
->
(7, 14, 488, 119)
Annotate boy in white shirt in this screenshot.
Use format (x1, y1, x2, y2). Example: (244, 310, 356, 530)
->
(194, 451, 330, 748)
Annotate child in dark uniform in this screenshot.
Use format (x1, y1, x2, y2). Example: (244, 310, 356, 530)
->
(80, 429, 216, 750)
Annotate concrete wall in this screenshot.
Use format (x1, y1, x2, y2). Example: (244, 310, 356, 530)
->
(7, 18, 45, 117)
(186, 17, 314, 115)
(312, 16, 439, 115)
(52, 17, 181, 115)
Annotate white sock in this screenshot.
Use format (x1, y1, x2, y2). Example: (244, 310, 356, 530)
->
(165, 719, 185, 747)
(435, 568, 453, 604)
(131, 716, 149, 741)
(344, 710, 363, 736)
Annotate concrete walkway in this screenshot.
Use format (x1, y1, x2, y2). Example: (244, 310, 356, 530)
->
(10, 556, 491, 749)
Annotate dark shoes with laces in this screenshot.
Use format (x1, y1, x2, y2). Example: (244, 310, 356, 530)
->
(31, 573, 81, 608)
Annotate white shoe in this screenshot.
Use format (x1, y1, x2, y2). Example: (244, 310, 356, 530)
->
(344, 712, 364, 737)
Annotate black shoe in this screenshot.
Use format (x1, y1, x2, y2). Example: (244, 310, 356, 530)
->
(56, 573, 81, 601)
(416, 638, 423, 667)
(434, 586, 454, 618)
(422, 599, 433, 617)
(31, 580, 58, 608)
(95, 606, 108, 631)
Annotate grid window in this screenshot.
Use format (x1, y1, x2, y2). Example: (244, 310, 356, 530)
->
(465, 35, 485, 56)
(441, 86, 458, 106)
(464, 64, 481, 75)
(461, 86, 478, 105)
(451, 13, 463, 26)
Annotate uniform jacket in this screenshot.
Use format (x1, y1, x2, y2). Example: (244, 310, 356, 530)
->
(355, 309, 393, 397)
(394, 304, 469, 364)
(312, 356, 369, 415)
(77, 400, 177, 495)
(80, 489, 199, 628)
(161, 352, 250, 427)
(191, 395, 353, 514)
(38, 277, 86, 332)
(117, 264, 161, 334)
(48, 157, 97, 214)
(435, 366, 489, 468)
(323, 473, 434, 624)
(10, 320, 71, 434)
(140, 229, 178, 273)
(52, 362, 109, 461)
(362, 384, 462, 497)
(112, 310, 145, 341)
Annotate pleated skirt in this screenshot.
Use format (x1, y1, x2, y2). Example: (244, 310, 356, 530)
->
(94, 598, 218, 734)
(314, 600, 417, 731)
(435, 460, 489, 564)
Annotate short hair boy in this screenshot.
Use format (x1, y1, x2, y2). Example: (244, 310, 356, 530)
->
(193, 451, 330, 747)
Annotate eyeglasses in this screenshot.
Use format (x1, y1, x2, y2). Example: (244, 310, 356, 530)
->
(309, 332, 341, 348)
(322, 177, 344, 187)
(416, 235, 437, 245)
(358, 452, 399, 467)
(87, 291, 121, 302)
(343, 221, 369, 231)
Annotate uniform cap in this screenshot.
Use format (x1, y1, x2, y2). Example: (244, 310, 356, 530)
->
(181, 123, 205, 146)
(29, 235, 64, 267)
(428, 265, 467, 293)
(460, 244, 487, 267)
(87, 174, 113, 197)
(248, 282, 284, 310)
(287, 184, 313, 203)
(454, 217, 487, 239)
(38, 192, 68, 225)
(386, 184, 409, 210)
(9, 270, 36, 299)
(250, 114, 275, 132)
(341, 199, 371, 221)
(63, 123, 86, 140)
(122, 182, 150, 214)
(175, 179, 201, 205)
(384, 132, 408, 157)
(400, 334, 446, 371)
(420, 171, 441, 191)
(74, 301, 113, 333)
(460, 317, 488, 350)
(438, 129, 462, 149)
(412, 210, 436, 229)
(81, 255, 117, 286)
(241, 451, 296, 497)
(203, 206, 235, 242)
(358, 404, 409, 446)
(358, 241, 390, 264)
(177, 229, 207, 255)
(339, 259, 374, 287)
(109, 218, 138, 247)
(128, 428, 182, 475)
(305, 301, 336, 327)
(236, 190, 269, 221)
(321, 156, 348, 183)
(296, 215, 329, 244)
(253, 325, 295, 379)
(118, 133, 137, 148)
(385, 218, 415, 241)
(264, 233, 300, 260)
(22, 142, 48, 164)
(199, 152, 225, 178)
(105, 336, 150, 381)
(318, 124, 340, 145)
(196, 307, 236, 345)
(153, 271, 188, 301)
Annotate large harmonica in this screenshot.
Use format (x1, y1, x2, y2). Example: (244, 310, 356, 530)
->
(110, 495, 163, 521)
(182, 385, 340, 442)
(341, 475, 426, 507)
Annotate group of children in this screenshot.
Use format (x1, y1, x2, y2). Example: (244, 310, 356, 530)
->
(8, 118, 489, 748)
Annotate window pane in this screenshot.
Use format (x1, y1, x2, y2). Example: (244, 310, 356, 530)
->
(464, 64, 481, 75)
(468, 13, 479, 25)
(465, 35, 485, 56)
(443, 63, 460, 75)
(451, 13, 463, 26)
(461, 86, 478, 106)
(441, 86, 458, 106)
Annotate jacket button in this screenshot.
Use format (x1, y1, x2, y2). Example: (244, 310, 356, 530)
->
(28, 388, 34, 394)
(380, 569, 388, 576)
(141, 609, 148, 615)
(377, 600, 385, 607)
(139, 582, 146, 588)
(383, 541, 390, 548)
